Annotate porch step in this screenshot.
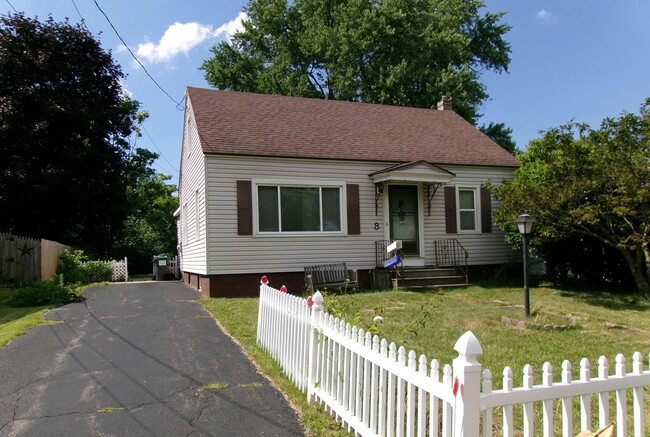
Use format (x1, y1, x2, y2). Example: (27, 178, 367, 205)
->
(392, 267, 468, 290)
(405, 283, 470, 291)
(398, 267, 457, 278)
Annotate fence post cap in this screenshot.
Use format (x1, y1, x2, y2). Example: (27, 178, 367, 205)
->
(312, 291, 324, 304)
(454, 331, 482, 357)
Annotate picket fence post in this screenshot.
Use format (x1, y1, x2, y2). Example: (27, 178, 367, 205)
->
(452, 331, 483, 437)
(307, 290, 323, 404)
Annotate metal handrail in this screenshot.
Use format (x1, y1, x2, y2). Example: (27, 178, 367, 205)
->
(433, 239, 469, 284)
(375, 240, 391, 267)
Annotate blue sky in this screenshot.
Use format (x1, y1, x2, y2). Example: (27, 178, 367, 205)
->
(7, 1, 650, 186)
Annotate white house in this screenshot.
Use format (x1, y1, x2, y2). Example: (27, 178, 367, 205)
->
(176, 87, 519, 297)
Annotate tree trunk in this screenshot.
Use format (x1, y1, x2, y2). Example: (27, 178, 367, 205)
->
(619, 248, 650, 299)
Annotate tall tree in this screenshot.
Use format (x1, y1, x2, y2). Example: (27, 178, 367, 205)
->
(491, 99, 650, 297)
(202, 0, 511, 123)
(479, 122, 517, 154)
(114, 148, 179, 273)
(0, 13, 140, 254)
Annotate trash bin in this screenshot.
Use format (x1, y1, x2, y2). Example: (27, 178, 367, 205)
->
(153, 254, 170, 281)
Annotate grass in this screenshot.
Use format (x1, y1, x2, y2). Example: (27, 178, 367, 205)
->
(320, 282, 650, 382)
(202, 281, 650, 436)
(202, 297, 354, 437)
(128, 273, 153, 281)
(197, 382, 229, 391)
(96, 407, 126, 413)
(0, 288, 58, 348)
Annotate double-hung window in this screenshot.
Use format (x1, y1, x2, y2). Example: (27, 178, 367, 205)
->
(458, 188, 477, 231)
(257, 184, 342, 233)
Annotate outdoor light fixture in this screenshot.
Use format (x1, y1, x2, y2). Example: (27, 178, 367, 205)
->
(516, 214, 535, 235)
(516, 214, 535, 317)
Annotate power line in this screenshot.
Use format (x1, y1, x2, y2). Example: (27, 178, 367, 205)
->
(141, 124, 179, 177)
(91, 0, 185, 110)
(70, 0, 86, 26)
(6, 0, 18, 13)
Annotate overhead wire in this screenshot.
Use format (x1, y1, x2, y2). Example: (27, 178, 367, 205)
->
(141, 125, 179, 177)
(91, 0, 185, 110)
(70, 0, 85, 25)
(6, 0, 18, 13)
(84, 0, 182, 180)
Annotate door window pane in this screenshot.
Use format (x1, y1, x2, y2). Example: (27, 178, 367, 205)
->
(389, 185, 419, 254)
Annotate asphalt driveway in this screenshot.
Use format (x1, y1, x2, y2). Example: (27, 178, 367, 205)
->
(0, 282, 304, 436)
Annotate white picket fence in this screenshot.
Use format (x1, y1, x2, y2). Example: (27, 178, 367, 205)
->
(256, 279, 650, 437)
(170, 256, 180, 279)
(110, 257, 128, 282)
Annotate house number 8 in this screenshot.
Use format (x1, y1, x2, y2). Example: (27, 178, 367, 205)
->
(374, 222, 380, 230)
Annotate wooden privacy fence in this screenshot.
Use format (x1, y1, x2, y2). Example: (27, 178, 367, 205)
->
(256, 278, 650, 437)
(0, 233, 69, 285)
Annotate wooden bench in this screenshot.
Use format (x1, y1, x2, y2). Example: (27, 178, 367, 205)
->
(304, 262, 358, 292)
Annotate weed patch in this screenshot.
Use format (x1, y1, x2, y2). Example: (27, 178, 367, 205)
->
(97, 407, 126, 413)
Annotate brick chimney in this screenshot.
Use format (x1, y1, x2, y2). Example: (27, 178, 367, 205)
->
(437, 95, 452, 111)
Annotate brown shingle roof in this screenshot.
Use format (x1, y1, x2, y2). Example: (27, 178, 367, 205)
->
(186, 87, 519, 168)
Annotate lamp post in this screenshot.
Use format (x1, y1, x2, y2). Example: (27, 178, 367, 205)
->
(516, 214, 535, 317)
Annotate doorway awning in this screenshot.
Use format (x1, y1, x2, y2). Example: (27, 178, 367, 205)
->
(369, 160, 455, 184)
(369, 161, 456, 216)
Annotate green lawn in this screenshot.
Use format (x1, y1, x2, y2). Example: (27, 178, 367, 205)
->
(202, 282, 650, 436)
(0, 288, 57, 348)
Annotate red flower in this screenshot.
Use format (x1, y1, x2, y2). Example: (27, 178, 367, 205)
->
(260, 276, 269, 285)
(307, 296, 314, 307)
(280, 285, 288, 293)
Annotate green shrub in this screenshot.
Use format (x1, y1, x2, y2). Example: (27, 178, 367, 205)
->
(80, 261, 112, 283)
(8, 278, 83, 307)
(57, 249, 87, 284)
(57, 249, 113, 284)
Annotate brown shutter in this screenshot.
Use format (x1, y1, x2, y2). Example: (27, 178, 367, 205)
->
(444, 186, 457, 234)
(346, 184, 360, 235)
(237, 180, 253, 235)
(480, 187, 492, 233)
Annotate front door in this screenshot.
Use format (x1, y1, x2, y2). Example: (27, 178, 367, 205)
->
(388, 185, 419, 255)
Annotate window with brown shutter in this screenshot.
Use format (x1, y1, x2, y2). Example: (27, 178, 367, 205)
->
(444, 186, 457, 233)
(237, 180, 253, 235)
(480, 187, 492, 233)
(347, 184, 360, 235)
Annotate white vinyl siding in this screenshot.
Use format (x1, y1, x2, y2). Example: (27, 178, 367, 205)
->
(423, 165, 517, 267)
(182, 204, 188, 245)
(202, 155, 516, 275)
(177, 99, 207, 274)
(194, 189, 200, 239)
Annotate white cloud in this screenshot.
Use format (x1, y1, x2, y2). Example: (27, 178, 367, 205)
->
(134, 13, 247, 65)
(537, 9, 552, 20)
(215, 11, 247, 43)
(136, 22, 214, 64)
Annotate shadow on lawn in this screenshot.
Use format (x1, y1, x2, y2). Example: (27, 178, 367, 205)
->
(556, 287, 649, 311)
(473, 279, 649, 311)
(0, 288, 54, 326)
